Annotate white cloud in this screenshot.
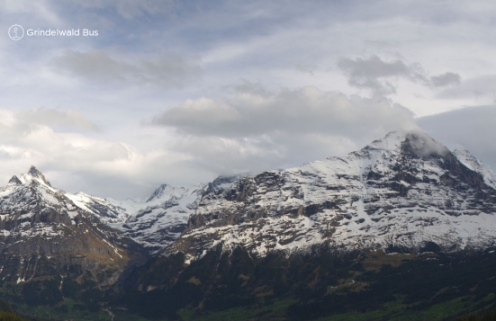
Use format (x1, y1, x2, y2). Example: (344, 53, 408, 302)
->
(0, 108, 200, 198)
(151, 84, 415, 137)
(19, 107, 100, 132)
(148, 84, 416, 176)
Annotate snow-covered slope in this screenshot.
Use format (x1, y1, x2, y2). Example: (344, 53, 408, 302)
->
(65, 192, 131, 224)
(170, 131, 496, 262)
(63, 182, 211, 254)
(115, 176, 239, 253)
(120, 184, 206, 253)
(64, 182, 208, 253)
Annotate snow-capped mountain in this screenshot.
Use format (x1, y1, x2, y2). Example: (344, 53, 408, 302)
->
(116, 176, 240, 253)
(0, 166, 144, 286)
(5, 170, 225, 255)
(65, 191, 131, 224)
(169, 130, 496, 262)
(63, 180, 213, 254)
(120, 184, 206, 253)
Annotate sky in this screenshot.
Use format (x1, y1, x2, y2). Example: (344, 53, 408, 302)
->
(1, 0, 496, 199)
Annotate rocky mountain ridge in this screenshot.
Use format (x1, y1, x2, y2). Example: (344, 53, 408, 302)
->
(166, 130, 496, 262)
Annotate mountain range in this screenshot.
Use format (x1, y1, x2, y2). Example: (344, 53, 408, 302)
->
(2, 129, 496, 320)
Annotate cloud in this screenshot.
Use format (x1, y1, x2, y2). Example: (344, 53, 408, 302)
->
(51, 50, 201, 88)
(337, 56, 467, 104)
(150, 84, 415, 137)
(157, 98, 243, 128)
(19, 107, 100, 132)
(168, 133, 359, 176)
(337, 55, 427, 95)
(338, 56, 412, 80)
(0, 108, 201, 199)
(430, 72, 461, 87)
(148, 84, 416, 175)
(0, 109, 117, 165)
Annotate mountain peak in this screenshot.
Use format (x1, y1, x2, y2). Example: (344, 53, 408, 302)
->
(207, 175, 240, 193)
(24, 165, 51, 186)
(402, 130, 450, 159)
(28, 165, 43, 177)
(146, 184, 174, 203)
(365, 130, 406, 150)
(363, 130, 449, 159)
(7, 175, 22, 186)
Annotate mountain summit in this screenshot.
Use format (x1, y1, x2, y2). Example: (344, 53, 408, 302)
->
(23, 165, 51, 186)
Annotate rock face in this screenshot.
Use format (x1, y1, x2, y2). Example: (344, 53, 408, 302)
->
(0, 166, 144, 287)
(169, 131, 496, 262)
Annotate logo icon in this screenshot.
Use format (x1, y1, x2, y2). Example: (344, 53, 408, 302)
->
(8, 25, 24, 41)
